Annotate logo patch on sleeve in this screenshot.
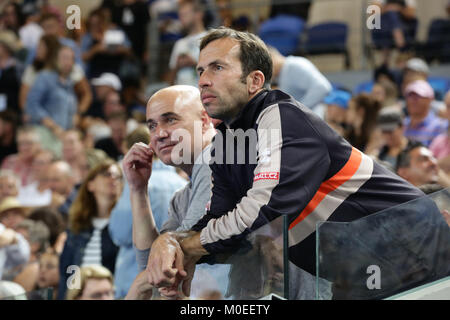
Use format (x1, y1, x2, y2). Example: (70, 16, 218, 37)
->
(253, 172, 280, 182)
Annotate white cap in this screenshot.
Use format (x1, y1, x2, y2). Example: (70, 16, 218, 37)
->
(405, 58, 429, 74)
(91, 73, 122, 91)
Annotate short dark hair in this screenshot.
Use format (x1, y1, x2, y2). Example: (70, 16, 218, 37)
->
(396, 140, 425, 172)
(200, 27, 273, 87)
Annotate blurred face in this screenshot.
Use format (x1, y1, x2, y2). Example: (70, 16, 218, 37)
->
(405, 92, 431, 118)
(381, 125, 403, 147)
(326, 105, 347, 124)
(62, 131, 84, 162)
(403, 147, 439, 186)
(41, 17, 60, 36)
(47, 163, 73, 196)
(17, 132, 40, 162)
(0, 209, 24, 229)
(108, 118, 127, 144)
(179, 3, 196, 32)
(88, 165, 123, 201)
(95, 86, 114, 102)
(371, 84, 386, 103)
(57, 47, 74, 76)
(0, 176, 18, 200)
(37, 253, 59, 288)
(3, 4, 18, 28)
(32, 152, 53, 182)
(79, 278, 114, 300)
(103, 92, 125, 117)
(147, 91, 205, 166)
(197, 38, 249, 122)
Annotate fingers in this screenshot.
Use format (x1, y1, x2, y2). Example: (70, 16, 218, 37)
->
(124, 143, 153, 169)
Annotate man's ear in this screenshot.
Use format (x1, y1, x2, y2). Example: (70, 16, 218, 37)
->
(247, 70, 265, 95)
(397, 167, 410, 181)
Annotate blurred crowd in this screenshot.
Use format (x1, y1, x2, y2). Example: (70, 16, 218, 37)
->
(0, 0, 449, 300)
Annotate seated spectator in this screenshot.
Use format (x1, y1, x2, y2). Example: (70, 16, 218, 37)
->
(345, 93, 382, 155)
(0, 30, 21, 118)
(65, 265, 114, 300)
(0, 110, 19, 164)
(0, 219, 30, 281)
(46, 160, 77, 220)
(95, 112, 128, 161)
(1, 125, 41, 187)
(269, 46, 332, 116)
(403, 80, 448, 147)
(371, 78, 400, 109)
(25, 46, 78, 136)
(0, 2, 25, 36)
(58, 160, 122, 300)
(25, 12, 83, 68)
(166, 0, 207, 86)
(0, 170, 19, 203)
(108, 125, 187, 299)
(17, 1, 43, 53)
(323, 90, 351, 136)
(396, 141, 450, 188)
(62, 129, 109, 185)
(19, 35, 92, 120)
(13, 219, 50, 292)
(0, 197, 28, 230)
(28, 207, 66, 255)
(430, 91, 450, 168)
(81, 7, 132, 79)
(85, 72, 122, 120)
(376, 108, 409, 170)
(35, 248, 60, 300)
(17, 149, 54, 207)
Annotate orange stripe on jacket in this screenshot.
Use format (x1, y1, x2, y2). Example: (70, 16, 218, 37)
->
(289, 147, 362, 230)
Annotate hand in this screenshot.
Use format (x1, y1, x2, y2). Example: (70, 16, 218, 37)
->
(50, 192, 66, 208)
(441, 210, 450, 227)
(176, 54, 196, 69)
(158, 254, 199, 299)
(123, 142, 154, 192)
(146, 232, 187, 290)
(125, 271, 154, 300)
(0, 228, 18, 248)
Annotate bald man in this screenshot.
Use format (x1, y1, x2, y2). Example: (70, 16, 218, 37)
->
(123, 85, 223, 299)
(47, 160, 77, 219)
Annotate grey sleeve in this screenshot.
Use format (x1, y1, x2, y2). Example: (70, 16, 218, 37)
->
(176, 164, 211, 232)
(135, 246, 150, 272)
(5, 232, 30, 269)
(160, 189, 184, 233)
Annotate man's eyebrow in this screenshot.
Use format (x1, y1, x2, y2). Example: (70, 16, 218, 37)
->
(147, 112, 180, 124)
(196, 60, 228, 72)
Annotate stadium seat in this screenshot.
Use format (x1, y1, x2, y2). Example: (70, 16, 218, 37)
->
(258, 14, 305, 56)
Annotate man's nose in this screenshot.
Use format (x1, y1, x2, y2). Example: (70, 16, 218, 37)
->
(198, 71, 212, 88)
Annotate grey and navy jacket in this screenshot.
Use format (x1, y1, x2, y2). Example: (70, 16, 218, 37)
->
(192, 89, 424, 274)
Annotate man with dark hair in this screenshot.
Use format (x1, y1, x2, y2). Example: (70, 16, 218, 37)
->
(145, 27, 448, 299)
(396, 141, 450, 188)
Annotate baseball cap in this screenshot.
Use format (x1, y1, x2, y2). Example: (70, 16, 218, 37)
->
(404, 80, 435, 99)
(377, 109, 403, 132)
(0, 197, 26, 217)
(405, 58, 429, 74)
(324, 90, 352, 109)
(91, 73, 122, 91)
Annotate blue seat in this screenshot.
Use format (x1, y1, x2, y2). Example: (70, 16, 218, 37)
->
(258, 14, 304, 56)
(302, 22, 350, 68)
(427, 77, 450, 101)
(353, 81, 374, 95)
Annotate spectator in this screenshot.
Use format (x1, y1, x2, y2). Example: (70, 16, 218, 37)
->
(62, 129, 109, 185)
(80, 7, 132, 79)
(24, 12, 83, 68)
(403, 80, 448, 147)
(0, 197, 28, 230)
(0, 170, 19, 203)
(35, 248, 60, 300)
(19, 35, 92, 120)
(0, 219, 29, 281)
(269, 46, 332, 116)
(95, 112, 128, 161)
(0, 2, 25, 36)
(65, 265, 114, 300)
(376, 108, 409, 170)
(86, 72, 122, 120)
(58, 159, 122, 300)
(109, 124, 187, 299)
(345, 93, 382, 154)
(0, 30, 21, 117)
(323, 89, 351, 136)
(430, 91, 450, 166)
(0, 110, 19, 164)
(26, 46, 78, 136)
(396, 141, 450, 188)
(28, 207, 66, 254)
(46, 160, 77, 220)
(371, 78, 400, 109)
(1, 126, 41, 187)
(102, 90, 126, 119)
(17, 149, 54, 207)
(17, 1, 43, 52)
(13, 219, 50, 292)
(167, 0, 207, 86)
